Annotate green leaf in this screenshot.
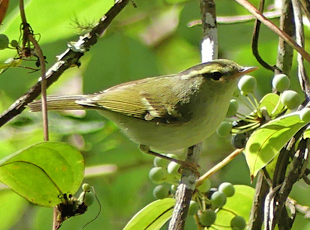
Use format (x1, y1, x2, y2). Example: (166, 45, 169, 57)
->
(1, 0, 114, 45)
(0, 142, 84, 207)
(303, 127, 310, 139)
(245, 112, 306, 177)
(259, 93, 284, 116)
(123, 198, 175, 230)
(215, 185, 255, 228)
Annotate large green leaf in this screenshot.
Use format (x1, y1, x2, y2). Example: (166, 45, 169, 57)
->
(215, 185, 255, 228)
(1, 0, 114, 46)
(123, 198, 175, 230)
(0, 142, 84, 207)
(245, 112, 306, 177)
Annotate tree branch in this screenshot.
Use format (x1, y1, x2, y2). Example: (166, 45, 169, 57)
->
(0, 0, 130, 127)
(169, 1, 218, 229)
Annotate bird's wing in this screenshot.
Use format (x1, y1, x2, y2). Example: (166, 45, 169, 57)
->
(76, 77, 185, 124)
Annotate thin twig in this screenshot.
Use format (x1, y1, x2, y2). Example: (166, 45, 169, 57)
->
(19, 0, 49, 141)
(234, 0, 310, 63)
(188, 10, 281, 27)
(196, 148, 243, 187)
(251, 0, 275, 71)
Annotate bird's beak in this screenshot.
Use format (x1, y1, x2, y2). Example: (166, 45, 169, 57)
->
(231, 66, 258, 79)
(238, 66, 259, 76)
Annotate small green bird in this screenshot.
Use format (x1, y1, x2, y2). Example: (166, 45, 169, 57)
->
(29, 59, 257, 160)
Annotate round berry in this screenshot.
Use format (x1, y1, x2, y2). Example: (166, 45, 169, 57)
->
(83, 191, 95, 206)
(0, 34, 9, 50)
(226, 99, 239, 118)
(280, 90, 302, 110)
(198, 179, 211, 193)
(300, 108, 310, 122)
(78, 190, 95, 206)
(170, 184, 177, 194)
(188, 200, 199, 216)
(199, 209, 217, 227)
(10, 39, 19, 48)
(218, 182, 235, 197)
(153, 156, 169, 168)
(231, 215, 246, 230)
(153, 184, 170, 199)
(272, 74, 290, 92)
(82, 183, 91, 192)
(238, 75, 257, 94)
(217, 121, 232, 137)
(211, 191, 227, 208)
(167, 162, 180, 175)
(206, 188, 218, 199)
(231, 133, 247, 149)
(149, 167, 167, 184)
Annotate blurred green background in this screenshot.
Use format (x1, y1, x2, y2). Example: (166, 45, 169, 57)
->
(0, 0, 310, 229)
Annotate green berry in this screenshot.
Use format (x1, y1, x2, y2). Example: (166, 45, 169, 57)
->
(272, 74, 290, 92)
(10, 39, 19, 48)
(0, 34, 9, 50)
(188, 200, 199, 216)
(78, 190, 95, 206)
(167, 162, 180, 175)
(231, 133, 247, 149)
(83, 191, 95, 206)
(238, 75, 257, 94)
(82, 183, 91, 192)
(153, 156, 169, 168)
(206, 188, 218, 199)
(153, 184, 170, 199)
(211, 191, 227, 208)
(218, 182, 235, 197)
(226, 99, 239, 117)
(199, 209, 217, 227)
(231, 216, 246, 230)
(300, 108, 310, 122)
(217, 121, 232, 137)
(171, 184, 177, 194)
(149, 167, 167, 184)
(198, 179, 211, 193)
(280, 90, 302, 110)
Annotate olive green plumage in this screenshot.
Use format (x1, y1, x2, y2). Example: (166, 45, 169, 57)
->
(29, 59, 257, 152)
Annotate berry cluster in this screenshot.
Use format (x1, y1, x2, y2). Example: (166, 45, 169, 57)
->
(0, 33, 19, 50)
(149, 159, 247, 230)
(191, 181, 246, 229)
(216, 73, 304, 148)
(57, 183, 95, 227)
(149, 155, 181, 199)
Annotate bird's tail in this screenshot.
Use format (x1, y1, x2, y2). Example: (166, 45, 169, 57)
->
(28, 95, 87, 112)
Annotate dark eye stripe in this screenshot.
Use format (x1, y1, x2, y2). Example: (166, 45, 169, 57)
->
(202, 72, 222, 80)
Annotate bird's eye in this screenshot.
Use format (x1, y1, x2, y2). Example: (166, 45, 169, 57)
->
(202, 71, 222, 81)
